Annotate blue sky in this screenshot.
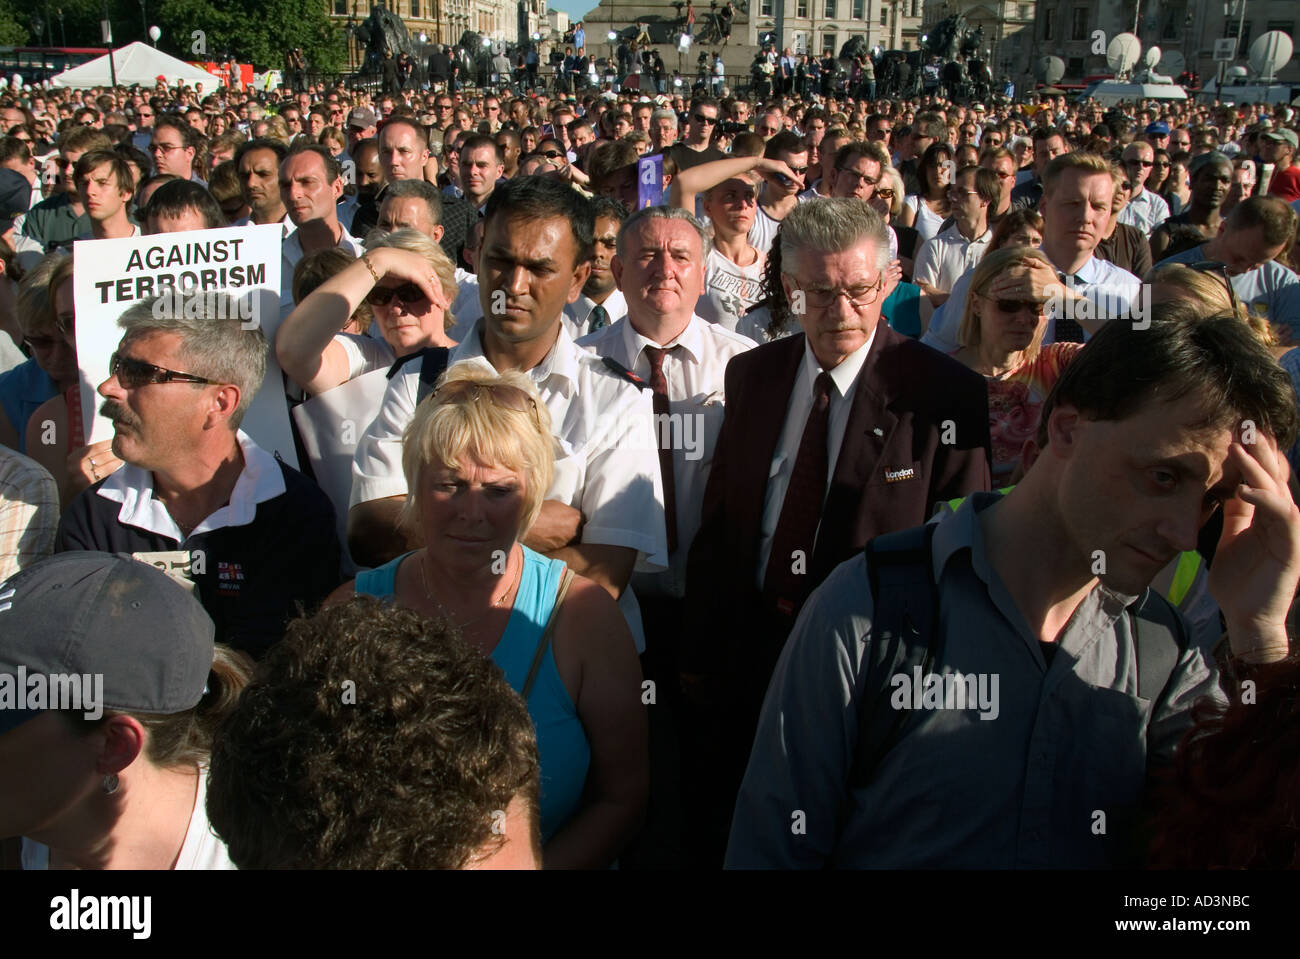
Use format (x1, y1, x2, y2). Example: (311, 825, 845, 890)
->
(551, 0, 599, 20)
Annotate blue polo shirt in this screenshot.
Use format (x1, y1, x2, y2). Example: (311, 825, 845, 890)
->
(0, 358, 57, 454)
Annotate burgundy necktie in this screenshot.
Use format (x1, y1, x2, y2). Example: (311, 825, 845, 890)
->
(763, 371, 834, 616)
(644, 345, 679, 554)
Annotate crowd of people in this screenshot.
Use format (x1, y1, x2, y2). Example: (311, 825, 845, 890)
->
(2, 68, 1300, 871)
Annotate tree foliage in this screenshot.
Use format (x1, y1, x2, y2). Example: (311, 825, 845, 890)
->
(3, 0, 345, 71)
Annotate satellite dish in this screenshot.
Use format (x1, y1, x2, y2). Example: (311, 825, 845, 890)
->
(1106, 33, 1142, 79)
(1035, 55, 1065, 85)
(1248, 31, 1293, 83)
(1227, 65, 1249, 81)
(1158, 50, 1186, 78)
(1144, 46, 1161, 69)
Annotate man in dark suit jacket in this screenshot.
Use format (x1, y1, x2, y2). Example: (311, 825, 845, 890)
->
(681, 198, 990, 858)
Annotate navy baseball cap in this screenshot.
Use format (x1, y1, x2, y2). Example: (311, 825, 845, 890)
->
(1146, 121, 1170, 136)
(0, 552, 215, 735)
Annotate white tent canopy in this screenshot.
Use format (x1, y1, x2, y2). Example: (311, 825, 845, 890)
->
(49, 42, 216, 89)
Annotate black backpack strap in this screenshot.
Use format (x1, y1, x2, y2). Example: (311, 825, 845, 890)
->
(1130, 587, 1189, 714)
(847, 523, 942, 790)
(415, 347, 451, 404)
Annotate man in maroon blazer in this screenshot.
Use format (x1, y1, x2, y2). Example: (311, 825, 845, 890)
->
(681, 198, 991, 858)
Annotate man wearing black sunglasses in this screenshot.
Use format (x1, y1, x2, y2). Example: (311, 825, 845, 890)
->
(55, 296, 342, 660)
(664, 96, 726, 173)
(1118, 140, 1171, 234)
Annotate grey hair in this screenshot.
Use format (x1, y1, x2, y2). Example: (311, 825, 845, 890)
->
(779, 197, 891, 278)
(650, 108, 678, 128)
(616, 205, 712, 261)
(117, 293, 268, 430)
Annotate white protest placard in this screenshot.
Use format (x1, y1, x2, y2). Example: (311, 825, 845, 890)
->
(73, 223, 298, 468)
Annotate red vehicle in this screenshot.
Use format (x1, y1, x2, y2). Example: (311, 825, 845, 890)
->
(0, 46, 110, 84)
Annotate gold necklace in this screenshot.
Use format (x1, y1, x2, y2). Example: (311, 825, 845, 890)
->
(418, 549, 522, 629)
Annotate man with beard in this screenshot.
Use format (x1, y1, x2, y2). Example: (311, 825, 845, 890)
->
(563, 196, 627, 338)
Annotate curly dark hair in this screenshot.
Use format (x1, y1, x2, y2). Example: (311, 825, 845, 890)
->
(206, 597, 540, 869)
(755, 232, 794, 340)
(1146, 657, 1300, 868)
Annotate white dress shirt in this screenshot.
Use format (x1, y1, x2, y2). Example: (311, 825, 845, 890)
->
(351, 319, 668, 650)
(1117, 187, 1171, 233)
(447, 267, 484, 342)
(913, 223, 992, 296)
(578, 313, 756, 598)
(281, 223, 363, 320)
(563, 288, 628, 340)
(1042, 254, 1143, 343)
(756, 329, 875, 587)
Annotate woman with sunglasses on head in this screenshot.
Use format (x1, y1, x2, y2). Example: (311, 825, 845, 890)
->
(325, 364, 648, 869)
(276, 229, 459, 398)
(951, 246, 1083, 485)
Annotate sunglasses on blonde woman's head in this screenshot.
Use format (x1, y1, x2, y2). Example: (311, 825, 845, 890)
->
(1187, 260, 1241, 316)
(433, 380, 541, 425)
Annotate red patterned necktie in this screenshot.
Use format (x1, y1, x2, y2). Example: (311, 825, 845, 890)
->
(762, 370, 834, 616)
(644, 345, 680, 554)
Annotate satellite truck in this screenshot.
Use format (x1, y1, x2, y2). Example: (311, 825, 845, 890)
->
(1075, 35, 1189, 106)
(1195, 31, 1298, 106)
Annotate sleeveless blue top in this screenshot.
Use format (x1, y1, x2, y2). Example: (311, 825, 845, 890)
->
(355, 547, 591, 841)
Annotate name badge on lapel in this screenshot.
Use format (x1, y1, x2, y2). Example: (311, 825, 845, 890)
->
(884, 465, 916, 483)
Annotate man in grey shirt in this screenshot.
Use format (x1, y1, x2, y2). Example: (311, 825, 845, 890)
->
(728, 306, 1300, 868)
(1154, 194, 1300, 337)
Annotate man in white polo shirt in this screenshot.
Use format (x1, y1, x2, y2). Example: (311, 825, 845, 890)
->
(913, 164, 997, 311)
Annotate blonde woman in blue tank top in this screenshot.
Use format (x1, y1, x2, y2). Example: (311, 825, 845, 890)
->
(326, 364, 648, 869)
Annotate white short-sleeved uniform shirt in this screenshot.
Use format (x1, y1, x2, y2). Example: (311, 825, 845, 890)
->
(350, 320, 668, 649)
(23, 767, 236, 870)
(335, 331, 396, 379)
(697, 247, 766, 332)
(447, 267, 484, 343)
(578, 314, 755, 598)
